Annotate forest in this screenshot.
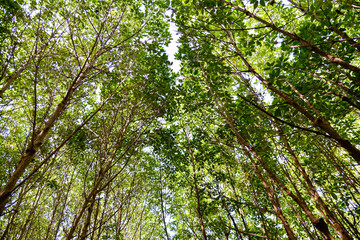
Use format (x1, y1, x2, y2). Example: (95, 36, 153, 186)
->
(0, 0, 360, 239)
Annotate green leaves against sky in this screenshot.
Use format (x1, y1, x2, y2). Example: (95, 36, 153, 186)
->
(0, 0, 359, 239)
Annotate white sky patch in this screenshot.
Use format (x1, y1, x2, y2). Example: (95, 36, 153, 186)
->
(95, 85, 101, 103)
(143, 146, 153, 153)
(165, 17, 181, 73)
(263, 91, 273, 103)
(157, 117, 166, 124)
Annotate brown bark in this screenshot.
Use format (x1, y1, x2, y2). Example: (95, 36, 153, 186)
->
(185, 127, 208, 240)
(18, 182, 46, 240)
(0, 25, 61, 98)
(223, 0, 360, 75)
(90, 194, 101, 240)
(159, 169, 170, 240)
(279, 133, 352, 239)
(79, 195, 96, 240)
(0, 17, 132, 213)
(0, 183, 28, 240)
(45, 168, 75, 240)
(203, 76, 298, 240)
(241, 77, 353, 239)
(232, 124, 336, 239)
(66, 110, 145, 239)
(66, 168, 105, 240)
(95, 184, 111, 240)
(287, 0, 360, 52)
(225, 33, 360, 164)
(253, 162, 297, 240)
(0, 62, 95, 216)
(202, 73, 346, 239)
(225, 166, 253, 239)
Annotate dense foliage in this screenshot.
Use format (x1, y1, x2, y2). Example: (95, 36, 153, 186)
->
(0, 0, 359, 239)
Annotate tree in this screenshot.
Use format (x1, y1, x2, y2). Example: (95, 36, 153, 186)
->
(1, 0, 359, 239)
(0, 0, 175, 238)
(168, 0, 360, 238)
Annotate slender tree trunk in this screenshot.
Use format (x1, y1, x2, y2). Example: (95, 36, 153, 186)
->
(185, 127, 208, 240)
(223, 203, 243, 239)
(0, 63, 95, 216)
(252, 157, 297, 240)
(243, 79, 353, 239)
(224, 0, 360, 74)
(287, 0, 360, 52)
(44, 167, 74, 240)
(0, 183, 28, 240)
(96, 184, 111, 240)
(90, 196, 101, 240)
(204, 76, 343, 239)
(18, 182, 45, 240)
(204, 77, 298, 239)
(66, 169, 105, 240)
(226, 166, 252, 239)
(159, 168, 170, 240)
(79, 194, 96, 240)
(227, 37, 360, 164)
(53, 169, 77, 239)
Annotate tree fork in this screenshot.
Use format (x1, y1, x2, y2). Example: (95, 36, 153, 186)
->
(228, 39, 360, 165)
(241, 79, 353, 239)
(204, 76, 297, 239)
(0, 62, 94, 216)
(223, 0, 360, 75)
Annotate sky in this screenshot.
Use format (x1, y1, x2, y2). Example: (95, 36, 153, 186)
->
(163, 19, 273, 103)
(164, 21, 181, 73)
